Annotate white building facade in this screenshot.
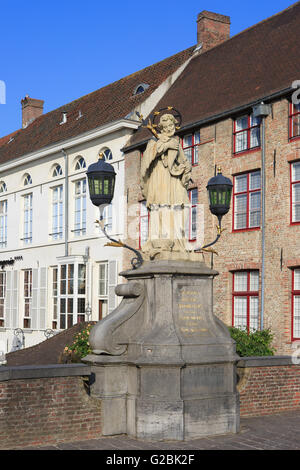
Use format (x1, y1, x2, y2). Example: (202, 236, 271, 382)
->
(0, 123, 137, 352)
(0, 43, 196, 354)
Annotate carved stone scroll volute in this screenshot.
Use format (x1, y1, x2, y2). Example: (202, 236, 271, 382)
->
(89, 281, 144, 356)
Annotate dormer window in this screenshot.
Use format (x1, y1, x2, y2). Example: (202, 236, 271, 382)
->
(133, 83, 149, 96)
(60, 112, 67, 125)
(52, 164, 63, 177)
(24, 174, 32, 186)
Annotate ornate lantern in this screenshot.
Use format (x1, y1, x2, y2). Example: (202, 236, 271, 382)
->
(195, 168, 233, 252)
(86, 153, 143, 269)
(206, 168, 233, 224)
(86, 153, 116, 208)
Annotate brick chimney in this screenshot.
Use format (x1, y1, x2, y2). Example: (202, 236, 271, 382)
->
(196, 11, 230, 53)
(21, 95, 44, 128)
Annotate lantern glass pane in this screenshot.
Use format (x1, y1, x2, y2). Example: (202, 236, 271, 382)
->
(88, 178, 94, 195)
(94, 178, 102, 195)
(226, 188, 232, 206)
(210, 189, 217, 206)
(104, 178, 109, 195)
(218, 189, 226, 205)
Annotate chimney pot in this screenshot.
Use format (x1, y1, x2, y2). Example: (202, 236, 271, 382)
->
(21, 96, 44, 128)
(197, 11, 230, 53)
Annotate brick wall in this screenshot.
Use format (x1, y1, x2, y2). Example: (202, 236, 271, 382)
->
(0, 364, 102, 450)
(124, 96, 300, 355)
(237, 357, 300, 417)
(0, 359, 299, 448)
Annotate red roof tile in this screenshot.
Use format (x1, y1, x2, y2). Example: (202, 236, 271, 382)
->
(126, 1, 300, 149)
(0, 46, 195, 165)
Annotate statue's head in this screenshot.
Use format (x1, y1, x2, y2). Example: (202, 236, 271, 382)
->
(158, 113, 178, 137)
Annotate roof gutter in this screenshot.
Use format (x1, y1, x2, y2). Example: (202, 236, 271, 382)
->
(123, 86, 292, 153)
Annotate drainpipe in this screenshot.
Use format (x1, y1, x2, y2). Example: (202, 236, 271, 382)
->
(61, 149, 69, 257)
(252, 103, 271, 330)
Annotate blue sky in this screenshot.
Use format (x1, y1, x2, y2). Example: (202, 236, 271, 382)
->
(0, 0, 295, 137)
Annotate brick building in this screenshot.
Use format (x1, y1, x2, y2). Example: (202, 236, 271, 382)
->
(123, 2, 300, 355)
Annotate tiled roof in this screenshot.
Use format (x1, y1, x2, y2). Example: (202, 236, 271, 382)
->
(126, 1, 300, 149)
(0, 46, 195, 165)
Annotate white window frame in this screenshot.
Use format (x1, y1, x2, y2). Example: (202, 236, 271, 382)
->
(98, 261, 108, 320)
(23, 269, 32, 329)
(0, 199, 7, 248)
(22, 193, 33, 244)
(74, 179, 86, 236)
(51, 185, 63, 240)
(55, 263, 86, 329)
(0, 271, 6, 327)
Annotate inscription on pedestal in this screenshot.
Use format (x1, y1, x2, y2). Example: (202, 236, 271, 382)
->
(175, 284, 208, 339)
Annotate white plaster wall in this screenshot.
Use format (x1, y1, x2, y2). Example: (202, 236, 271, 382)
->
(0, 128, 130, 354)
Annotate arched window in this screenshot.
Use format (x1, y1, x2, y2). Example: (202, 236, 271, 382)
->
(75, 156, 86, 170)
(24, 174, 32, 186)
(52, 164, 63, 177)
(0, 182, 7, 193)
(100, 148, 113, 161)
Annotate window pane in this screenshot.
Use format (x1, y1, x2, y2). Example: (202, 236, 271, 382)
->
(183, 147, 192, 164)
(234, 272, 248, 292)
(183, 135, 193, 147)
(194, 131, 200, 144)
(250, 271, 259, 291)
(236, 116, 248, 131)
(250, 127, 260, 148)
(60, 298, 66, 313)
(293, 296, 300, 338)
(235, 175, 248, 193)
(99, 263, 108, 296)
(292, 163, 300, 182)
(250, 171, 261, 190)
(190, 188, 198, 205)
(67, 298, 73, 313)
(104, 204, 112, 232)
(77, 298, 85, 314)
(233, 296, 247, 329)
(78, 264, 86, 294)
(249, 192, 261, 227)
(249, 296, 259, 331)
(234, 194, 247, 229)
(235, 131, 247, 152)
(250, 114, 261, 127)
(292, 183, 300, 222)
(292, 115, 300, 138)
(294, 270, 300, 291)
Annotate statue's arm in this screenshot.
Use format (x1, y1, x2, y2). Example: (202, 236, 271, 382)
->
(157, 137, 179, 155)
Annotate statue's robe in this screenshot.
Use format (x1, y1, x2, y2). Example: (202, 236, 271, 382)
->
(140, 134, 192, 257)
(141, 135, 191, 208)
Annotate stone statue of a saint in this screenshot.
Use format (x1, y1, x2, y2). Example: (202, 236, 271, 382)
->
(140, 113, 193, 259)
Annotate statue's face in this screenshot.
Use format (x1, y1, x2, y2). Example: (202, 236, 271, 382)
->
(162, 119, 175, 137)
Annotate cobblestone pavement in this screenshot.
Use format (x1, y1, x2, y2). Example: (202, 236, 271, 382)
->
(21, 411, 300, 451)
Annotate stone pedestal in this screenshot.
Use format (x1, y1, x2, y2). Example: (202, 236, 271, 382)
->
(83, 260, 240, 440)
